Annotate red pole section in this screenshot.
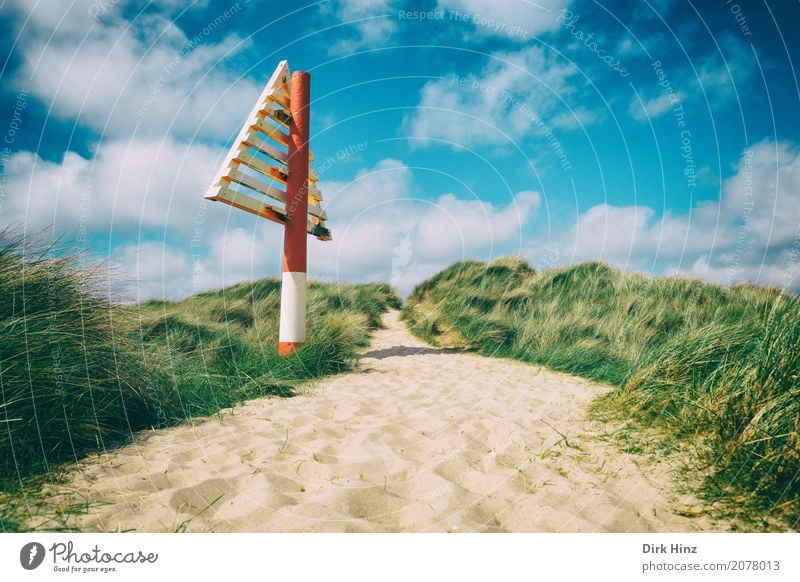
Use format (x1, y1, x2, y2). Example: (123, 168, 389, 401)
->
(278, 70, 310, 356)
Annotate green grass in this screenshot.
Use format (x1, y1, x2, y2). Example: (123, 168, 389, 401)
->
(403, 256, 799, 528)
(132, 278, 399, 424)
(0, 231, 399, 530)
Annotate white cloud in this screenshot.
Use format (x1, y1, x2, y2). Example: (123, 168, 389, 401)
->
(322, 0, 571, 53)
(109, 223, 289, 302)
(437, 0, 570, 40)
(110, 141, 795, 301)
(7, 0, 259, 141)
(696, 34, 757, 102)
(113, 240, 194, 302)
(629, 91, 685, 122)
(3, 137, 221, 235)
(629, 34, 756, 124)
(616, 38, 634, 55)
(10, 0, 104, 36)
(722, 140, 800, 248)
(324, 0, 398, 55)
(415, 190, 540, 258)
(550, 107, 599, 130)
(527, 140, 800, 292)
(312, 159, 540, 295)
(319, 157, 413, 218)
(59, 156, 542, 300)
(211, 225, 282, 284)
(405, 46, 579, 147)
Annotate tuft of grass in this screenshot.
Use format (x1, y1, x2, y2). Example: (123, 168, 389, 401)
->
(0, 231, 399, 529)
(0, 235, 154, 482)
(403, 256, 799, 528)
(128, 283, 393, 423)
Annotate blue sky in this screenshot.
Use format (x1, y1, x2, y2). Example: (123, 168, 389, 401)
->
(1, 0, 799, 299)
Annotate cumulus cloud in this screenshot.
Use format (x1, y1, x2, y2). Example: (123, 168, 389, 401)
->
(415, 191, 540, 258)
(696, 34, 757, 102)
(75, 157, 540, 300)
(3, 137, 221, 235)
(436, 0, 570, 40)
(629, 34, 756, 124)
(322, 0, 571, 53)
(6, 0, 259, 141)
(550, 107, 599, 130)
(526, 140, 800, 291)
(2, 132, 307, 300)
(323, 0, 398, 55)
(405, 46, 579, 147)
(109, 220, 292, 302)
(629, 91, 686, 122)
(311, 159, 541, 295)
(113, 240, 195, 302)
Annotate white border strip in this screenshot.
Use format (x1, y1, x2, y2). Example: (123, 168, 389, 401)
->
(1, 534, 798, 581)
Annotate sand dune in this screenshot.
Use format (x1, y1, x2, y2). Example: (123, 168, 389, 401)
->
(38, 311, 723, 532)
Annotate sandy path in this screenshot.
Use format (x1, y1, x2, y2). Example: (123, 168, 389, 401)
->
(42, 311, 721, 532)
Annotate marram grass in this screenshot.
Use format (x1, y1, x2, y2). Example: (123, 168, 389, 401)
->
(403, 256, 799, 528)
(0, 231, 399, 530)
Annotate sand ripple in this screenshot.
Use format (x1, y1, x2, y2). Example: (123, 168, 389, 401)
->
(43, 311, 722, 532)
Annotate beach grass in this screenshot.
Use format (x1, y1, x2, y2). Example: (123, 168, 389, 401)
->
(0, 231, 398, 530)
(402, 256, 799, 528)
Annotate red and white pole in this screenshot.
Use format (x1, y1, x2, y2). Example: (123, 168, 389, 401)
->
(278, 70, 310, 356)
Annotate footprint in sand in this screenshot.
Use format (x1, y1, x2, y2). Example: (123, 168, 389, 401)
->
(42, 310, 726, 533)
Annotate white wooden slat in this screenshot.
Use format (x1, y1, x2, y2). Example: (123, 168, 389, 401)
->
(204, 59, 331, 240)
(308, 182, 323, 202)
(252, 115, 290, 147)
(245, 130, 289, 165)
(309, 203, 327, 220)
(210, 185, 329, 238)
(209, 185, 285, 223)
(235, 149, 287, 183)
(220, 171, 327, 220)
(260, 106, 291, 128)
(227, 169, 287, 204)
(268, 89, 290, 110)
(205, 60, 291, 199)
